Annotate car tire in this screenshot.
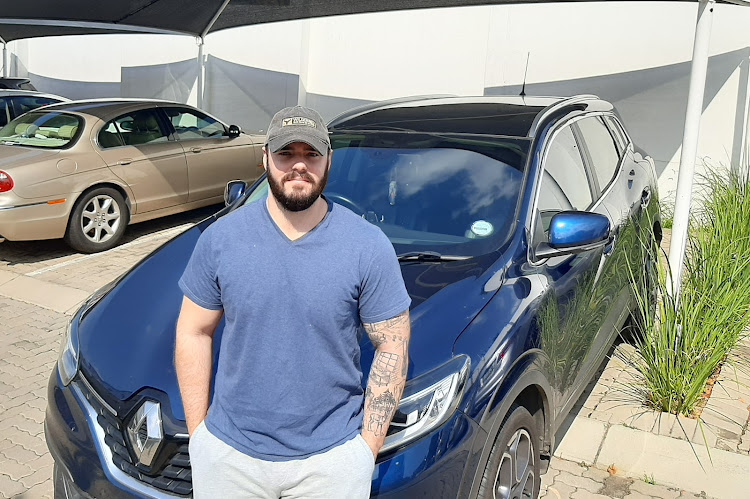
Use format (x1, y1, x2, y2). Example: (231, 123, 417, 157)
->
(64, 187, 128, 253)
(477, 404, 541, 499)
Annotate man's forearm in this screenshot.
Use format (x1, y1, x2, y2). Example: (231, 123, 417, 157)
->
(175, 329, 213, 436)
(361, 310, 410, 457)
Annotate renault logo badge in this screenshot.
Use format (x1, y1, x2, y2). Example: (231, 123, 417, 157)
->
(126, 400, 163, 467)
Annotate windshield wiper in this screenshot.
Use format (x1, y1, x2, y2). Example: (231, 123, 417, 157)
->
(1, 140, 20, 146)
(397, 251, 469, 262)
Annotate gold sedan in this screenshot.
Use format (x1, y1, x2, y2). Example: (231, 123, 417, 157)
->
(0, 99, 264, 252)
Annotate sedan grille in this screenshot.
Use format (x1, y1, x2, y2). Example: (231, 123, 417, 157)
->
(76, 376, 193, 496)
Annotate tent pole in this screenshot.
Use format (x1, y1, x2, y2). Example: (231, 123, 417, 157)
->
(1, 41, 8, 77)
(197, 37, 205, 109)
(667, 0, 715, 301)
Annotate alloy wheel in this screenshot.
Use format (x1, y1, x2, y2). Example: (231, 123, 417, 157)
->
(493, 428, 535, 499)
(80, 194, 121, 244)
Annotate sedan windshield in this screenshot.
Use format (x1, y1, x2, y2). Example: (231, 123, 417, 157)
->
(0, 111, 82, 149)
(245, 131, 530, 257)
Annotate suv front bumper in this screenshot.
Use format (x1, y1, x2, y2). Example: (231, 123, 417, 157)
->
(45, 365, 487, 498)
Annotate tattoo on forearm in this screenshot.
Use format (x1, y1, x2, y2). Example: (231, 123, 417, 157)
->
(371, 351, 400, 386)
(366, 389, 398, 436)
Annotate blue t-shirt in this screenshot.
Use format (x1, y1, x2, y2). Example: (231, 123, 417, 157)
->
(178, 197, 411, 461)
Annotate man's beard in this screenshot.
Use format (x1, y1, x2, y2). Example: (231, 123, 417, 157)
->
(268, 167, 329, 212)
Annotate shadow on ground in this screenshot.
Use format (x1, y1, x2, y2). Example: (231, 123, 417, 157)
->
(0, 204, 222, 267)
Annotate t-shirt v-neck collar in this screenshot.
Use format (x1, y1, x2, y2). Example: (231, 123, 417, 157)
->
(262, 196, 333, 245)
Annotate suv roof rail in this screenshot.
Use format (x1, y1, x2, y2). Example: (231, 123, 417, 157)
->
(327, 94, 457, 128)
(528, 94, 599, 138)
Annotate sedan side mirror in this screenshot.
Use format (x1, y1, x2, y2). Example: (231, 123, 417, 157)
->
(224, 180, 248, 206)
(534, 211, 611, 260)
(227, 125, 241, 138)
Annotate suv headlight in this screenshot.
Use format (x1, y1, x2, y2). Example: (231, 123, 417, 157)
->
(57, 280, 117, 386)
(380, 355, 470, 454)
(57, 316, 79, 386)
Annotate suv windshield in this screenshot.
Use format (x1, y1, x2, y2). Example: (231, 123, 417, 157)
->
(245, 131, 530, 257)
(0, 111, 82, 149)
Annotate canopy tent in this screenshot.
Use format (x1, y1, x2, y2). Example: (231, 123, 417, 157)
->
(0, 0, 747, 42)
(1, 0, 749, 299)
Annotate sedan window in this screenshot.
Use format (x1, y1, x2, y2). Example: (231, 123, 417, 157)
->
(109, 110, 169, 146)
(163, 108, 225, 140)
(0, 111, 82, 149)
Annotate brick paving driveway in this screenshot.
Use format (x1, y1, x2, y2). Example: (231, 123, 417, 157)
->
(0, 206, 219, 499)
(0, 211, 726, 499)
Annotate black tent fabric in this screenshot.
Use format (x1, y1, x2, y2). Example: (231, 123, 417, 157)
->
(1, 0, 746, 43)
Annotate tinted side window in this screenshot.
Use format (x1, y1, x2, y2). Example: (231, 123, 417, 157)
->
(98, 121, 125, 149)
(10, 96, 61, 117)
(577, 117, 620, 191)
(163, 107, 225, 140)
(110, 109, 169, 146)
(536, 126, 592, 233)
(604, 115, 628, 154)
(0, 98, 9, 127)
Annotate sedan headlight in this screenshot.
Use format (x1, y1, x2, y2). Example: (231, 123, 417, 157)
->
(380, 355, 470, 454)
(57, 317, 79, 386)
(57, 280, 117, 386)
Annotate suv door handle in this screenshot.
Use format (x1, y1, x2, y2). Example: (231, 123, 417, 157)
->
(190, 147, 202, 153)
(117, 158, 132, 166)
(641, 186, 651, 206)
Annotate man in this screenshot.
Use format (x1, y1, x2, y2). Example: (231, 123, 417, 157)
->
(175, 105, 411, 498)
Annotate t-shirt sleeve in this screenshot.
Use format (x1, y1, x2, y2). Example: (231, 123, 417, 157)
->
(178, 228, 223, 310)
(359, 229, 411, 324)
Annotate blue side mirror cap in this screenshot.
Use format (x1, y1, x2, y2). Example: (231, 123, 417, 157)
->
(535, 211, 611, 259)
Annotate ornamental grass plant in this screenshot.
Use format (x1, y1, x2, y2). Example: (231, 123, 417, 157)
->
(629, 167, 750, 416)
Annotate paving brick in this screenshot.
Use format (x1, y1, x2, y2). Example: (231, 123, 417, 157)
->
(550, 458, 587, 477)
(1, 443, 40, 465)
(0, 472, 25, 498)
(0, 456, 34, 479)
(572, 489, 612, 499)
(18, 479, 54, 499)
(629, 479, 681, 498)
(545, 481, 577, 499)
(556, 472, 602, 493)
(623, 491, 654, 499)
(19, 464, 53, 489)
(582, 466, 611, 482)
(9, 431, 47, 456)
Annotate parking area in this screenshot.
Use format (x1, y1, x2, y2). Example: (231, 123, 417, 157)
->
(0, 208, 746, 499)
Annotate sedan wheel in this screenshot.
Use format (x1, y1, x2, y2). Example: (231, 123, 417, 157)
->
(65, 187, 129, 253)
(478, 405, 541, 499)
(81, 194, 121, 244)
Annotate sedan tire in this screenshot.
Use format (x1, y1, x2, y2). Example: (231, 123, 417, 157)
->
(478, 404, 541, 499)
(64, 187, 128, 253)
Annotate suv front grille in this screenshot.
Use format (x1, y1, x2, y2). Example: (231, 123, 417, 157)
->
(76, 375, 193, 496)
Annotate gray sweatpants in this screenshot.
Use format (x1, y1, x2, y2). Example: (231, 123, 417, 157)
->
(189, 421, 375, 499)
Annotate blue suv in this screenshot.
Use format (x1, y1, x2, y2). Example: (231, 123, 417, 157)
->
(45, 95, 660, 499)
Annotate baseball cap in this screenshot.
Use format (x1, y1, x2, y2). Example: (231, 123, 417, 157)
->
(265, 106, 331, 156)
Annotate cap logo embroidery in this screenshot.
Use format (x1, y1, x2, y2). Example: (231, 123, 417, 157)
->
(282, 117, 316, 128)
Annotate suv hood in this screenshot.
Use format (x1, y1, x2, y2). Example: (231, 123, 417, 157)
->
(77, 220, 501, 421)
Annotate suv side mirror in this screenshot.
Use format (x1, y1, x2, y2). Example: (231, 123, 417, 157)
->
(534, 211, 610, 259)
(224, 180, 248, 206)
(227, 125, 241, 138)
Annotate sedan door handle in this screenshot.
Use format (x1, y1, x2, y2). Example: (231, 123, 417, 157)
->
(190, 147, 202, 154)
(117, 158, 132, 166)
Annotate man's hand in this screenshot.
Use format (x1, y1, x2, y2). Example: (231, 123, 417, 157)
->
(174, 296, 223, 437)
(361, 309, 410, 458)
